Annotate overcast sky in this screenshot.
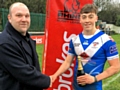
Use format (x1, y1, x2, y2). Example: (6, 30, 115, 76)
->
(112, 0, 120, 3)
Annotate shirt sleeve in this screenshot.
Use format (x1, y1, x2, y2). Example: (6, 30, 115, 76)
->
(68, 39, 76, 56)
(103, 39, 119, 60)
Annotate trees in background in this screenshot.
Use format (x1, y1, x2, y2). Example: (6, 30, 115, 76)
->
(94, 0, 120, 26)
(0, 0, 46, 13)
(0, 0, 120, 26)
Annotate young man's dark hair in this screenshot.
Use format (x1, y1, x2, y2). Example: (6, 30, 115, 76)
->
(80, 4, 98, 14)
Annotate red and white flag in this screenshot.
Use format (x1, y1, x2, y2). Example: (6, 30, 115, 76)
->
(42, 0, 93, 89)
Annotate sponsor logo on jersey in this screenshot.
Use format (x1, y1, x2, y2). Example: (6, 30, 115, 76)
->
(110, 45, 117, 54)
(80, 52, 89, 59)
(74, 43, 80, 47)
(83, 40, 88, 45)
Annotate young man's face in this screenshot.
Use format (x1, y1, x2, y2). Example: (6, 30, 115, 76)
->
(80, 12, 98, 31)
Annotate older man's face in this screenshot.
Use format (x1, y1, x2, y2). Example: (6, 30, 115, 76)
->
(8, 4, 30, 36)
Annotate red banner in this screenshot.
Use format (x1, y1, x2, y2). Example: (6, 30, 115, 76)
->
(43, 0, 93, 90)
(31, 35, 45, 44)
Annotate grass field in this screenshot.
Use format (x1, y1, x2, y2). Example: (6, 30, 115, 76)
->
(36, 34, 120, 90)
(102, 34, 120, 90)
(36, 44, 44, 67)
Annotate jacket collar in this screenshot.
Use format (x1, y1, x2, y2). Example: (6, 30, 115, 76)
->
(4, 21, 30, 42)
(3, 21, 40, 70)
(3, 21, 35, 56)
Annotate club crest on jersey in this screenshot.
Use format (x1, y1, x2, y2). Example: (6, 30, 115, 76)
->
(110, 45, 117, 54)
(92, 42, 99, 48)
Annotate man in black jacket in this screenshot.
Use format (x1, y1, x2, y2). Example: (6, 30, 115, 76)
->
(0, 2, 52, 90)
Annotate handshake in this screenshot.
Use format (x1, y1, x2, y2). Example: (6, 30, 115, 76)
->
(49, 75, 57, 87)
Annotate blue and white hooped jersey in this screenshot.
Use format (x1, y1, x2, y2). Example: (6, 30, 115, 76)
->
(68, 30, 119, 90)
